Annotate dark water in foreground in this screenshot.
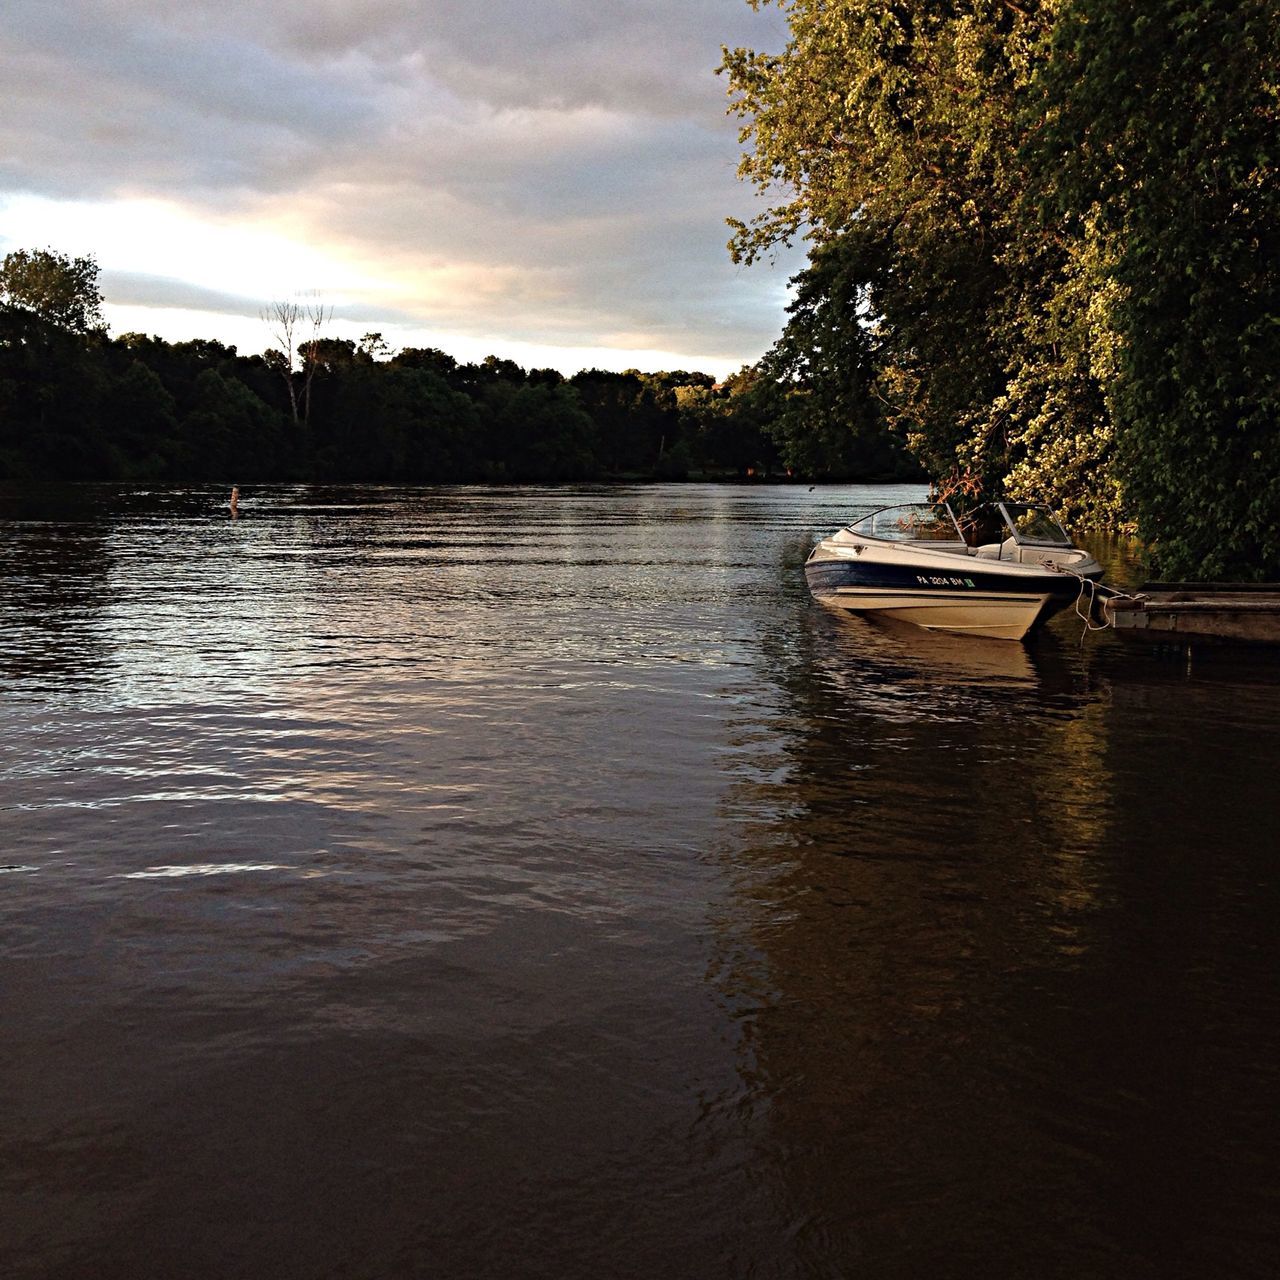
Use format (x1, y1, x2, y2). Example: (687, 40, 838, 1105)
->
(2, 484, 1278, 1279)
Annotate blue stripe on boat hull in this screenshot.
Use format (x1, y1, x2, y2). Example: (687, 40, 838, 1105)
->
(804, 558, 1082, 600)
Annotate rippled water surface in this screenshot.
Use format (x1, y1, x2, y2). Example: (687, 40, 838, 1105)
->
(3, 484, 1278, 1279)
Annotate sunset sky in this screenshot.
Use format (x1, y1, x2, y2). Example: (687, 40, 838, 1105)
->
(2, 0, 803, 376)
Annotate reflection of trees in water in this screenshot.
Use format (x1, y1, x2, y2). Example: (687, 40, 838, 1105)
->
(0, 485, 115, 690)
(707, 603, 1118, 1273)
(710, 602, 1280, 1274)
(1069, 669, 1280, 1277)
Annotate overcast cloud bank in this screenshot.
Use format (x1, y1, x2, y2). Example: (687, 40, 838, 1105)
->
(3, 0, 800, 373)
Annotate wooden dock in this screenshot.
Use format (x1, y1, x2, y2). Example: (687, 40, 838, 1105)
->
(1104, 583, 1280, 645)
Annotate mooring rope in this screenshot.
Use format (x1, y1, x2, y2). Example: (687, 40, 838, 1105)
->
(1047, 563, 1148, 643)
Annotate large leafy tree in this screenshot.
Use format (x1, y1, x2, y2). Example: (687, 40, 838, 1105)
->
(755, 233, 920, 480)
(673, 367, 783, 477)
(569, 370, 673, 474)
(0, 249, 105, 335)
(0, 304, 110, 478)
(722, 1, 1065, 508)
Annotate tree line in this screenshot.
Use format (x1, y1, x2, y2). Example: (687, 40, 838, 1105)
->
(723, 0, 1279, 579)
(0, 249, 919, 489)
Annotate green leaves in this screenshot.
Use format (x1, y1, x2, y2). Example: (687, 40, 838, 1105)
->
(726, 0, 1280, 574)
(0, 249, 105, 336)
(1040, 0, 1280, 577)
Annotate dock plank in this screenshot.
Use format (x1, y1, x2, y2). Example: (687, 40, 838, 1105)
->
(1105, 586, 1280, 644)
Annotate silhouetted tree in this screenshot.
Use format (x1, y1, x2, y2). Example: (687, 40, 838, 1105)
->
(0, 248, 105, 335)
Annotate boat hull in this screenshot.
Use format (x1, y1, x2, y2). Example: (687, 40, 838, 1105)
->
(805, 555, 1086, 641)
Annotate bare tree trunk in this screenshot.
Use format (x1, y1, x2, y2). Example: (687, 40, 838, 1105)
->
(300, 296, 333, 426)
(261, 299, 301, 423)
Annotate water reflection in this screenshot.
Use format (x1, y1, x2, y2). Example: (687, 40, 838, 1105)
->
(813, 608, 1040, 695)
(118, 862, 290, 878)
(0, 492, 114, 694)
(2, 483, 1277, 1279)
(714, 569, 1280, 1276)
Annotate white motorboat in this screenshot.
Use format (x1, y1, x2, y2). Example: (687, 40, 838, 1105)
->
(805, 501, 1104, 641)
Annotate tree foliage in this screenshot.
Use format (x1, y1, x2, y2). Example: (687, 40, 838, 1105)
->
(724, 2, 1077, 508)
(723, 0, 1280, 574)
(755, 235, 921, 480)
(0, 252, 795, 485)
(1030, 0, 1280, 577)
(0, 249, 105, 335)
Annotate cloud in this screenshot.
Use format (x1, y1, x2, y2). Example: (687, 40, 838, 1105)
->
(99, 272, 261, 316)
(1, 0, 801, 372)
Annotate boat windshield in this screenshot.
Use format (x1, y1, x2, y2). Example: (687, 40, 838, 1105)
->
(848, 503, 965, 544)
(997, 502, 1073, 547)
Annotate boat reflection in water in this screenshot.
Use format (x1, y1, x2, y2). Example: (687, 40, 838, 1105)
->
(817, 609, 1040, 690)
(806, 501, 1103, 641)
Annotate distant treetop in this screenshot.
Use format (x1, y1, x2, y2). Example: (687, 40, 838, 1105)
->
(0, 248, 105, 335)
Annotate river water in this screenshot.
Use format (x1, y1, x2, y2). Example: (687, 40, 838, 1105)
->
(2, 483, 1277, 1279)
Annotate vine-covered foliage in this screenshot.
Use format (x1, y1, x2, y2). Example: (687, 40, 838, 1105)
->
(1031, 0, 1280, 578)
(723, 0, 1280, 575)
